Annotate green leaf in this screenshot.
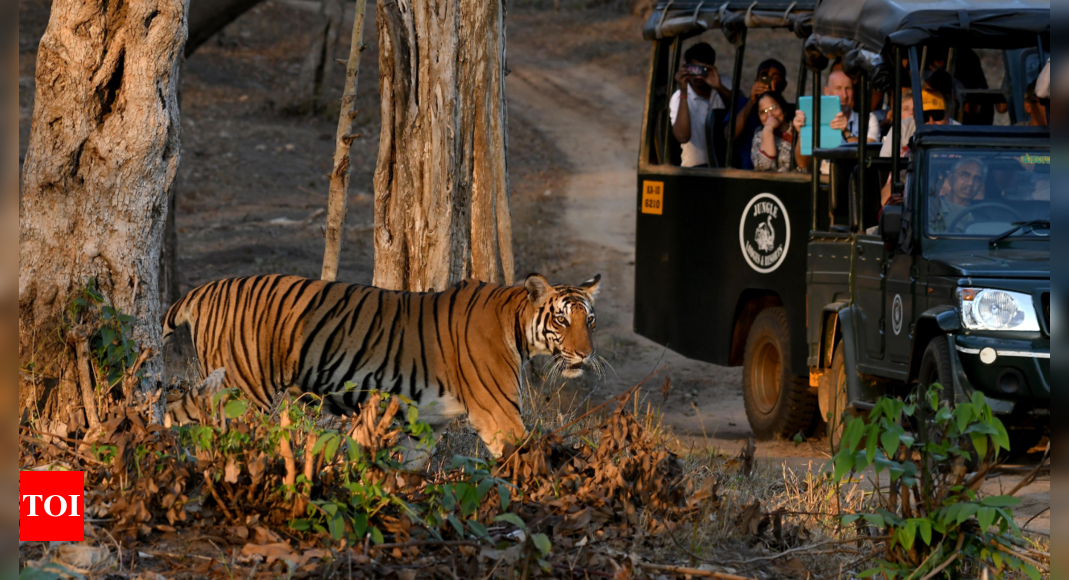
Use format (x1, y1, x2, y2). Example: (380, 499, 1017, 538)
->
(899, 521, 917, 551)
(992, 417, 1011, 452)
(353, 513, 368, 539)
(531, 533, 552, 557)
(476, 478, 494, 501)
(977, 507, 996, 531)
(1023, 564, 1041, 580)
(881, 430, 901, 458)
(844, 418, 866, 453)
(324, 434, 341, 461)
(841, 515, 861, 525)
(407, 404, 419, 425)
(955, 503, 980, 526)
(467, 519, 489, 539)
(224, 399, 248, 419)
(857, 569, 882, 579)
(865, 425, 879, 463)
(833, 450, 855, 481)
(980, 495, 1022, 508)
(447, 515, 466, 537)
(311, 433, 332, 456)
(370, 526, 384, 545)
(20, 562, 82, 580)
(497, 483, 511, 511)
(917, 520, 932, 546)
(290, 519, 311, 531)
(493, 513, 529, 532)
(328, 514, 345, 540)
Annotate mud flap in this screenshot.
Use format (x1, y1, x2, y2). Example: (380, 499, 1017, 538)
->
(837, 306, 881, 408)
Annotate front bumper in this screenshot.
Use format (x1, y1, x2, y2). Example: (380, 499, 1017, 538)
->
(950, 334, 1050, 413)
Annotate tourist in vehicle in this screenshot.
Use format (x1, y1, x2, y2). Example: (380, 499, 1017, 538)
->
(925, 46, 993, 125)
(868, 86, 913, 144)
(1037, 59, 1050, 99)
(1016, 82, 1048, 127)
(670, 43, 733, 167)
(929, 158, 986, 233)
(730, 59, 789, 170)
(877, 71, 962, 207)
(751, 92, 806, 173)
(792, 64, 862, 170)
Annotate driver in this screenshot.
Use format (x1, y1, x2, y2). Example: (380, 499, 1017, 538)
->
(930, 158, 986, 232)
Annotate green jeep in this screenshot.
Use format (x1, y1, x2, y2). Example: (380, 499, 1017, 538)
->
(804, 0, 1050, 454)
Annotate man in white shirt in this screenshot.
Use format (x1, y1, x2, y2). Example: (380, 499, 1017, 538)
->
(669, 43, 733, 167)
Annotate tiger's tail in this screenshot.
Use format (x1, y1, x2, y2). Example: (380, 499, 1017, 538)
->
(162, 289, 197, 342)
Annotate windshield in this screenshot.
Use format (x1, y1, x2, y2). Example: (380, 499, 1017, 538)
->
(925, 150, 1050, 238)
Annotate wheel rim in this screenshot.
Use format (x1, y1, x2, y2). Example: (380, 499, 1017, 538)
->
(751, 339, 782, 415)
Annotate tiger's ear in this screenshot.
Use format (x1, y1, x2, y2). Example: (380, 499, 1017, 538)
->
(579, 274, 601, 298)
(524, 274, 554, 306)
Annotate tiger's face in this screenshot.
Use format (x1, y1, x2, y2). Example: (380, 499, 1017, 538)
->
(524, 273, 602, 379)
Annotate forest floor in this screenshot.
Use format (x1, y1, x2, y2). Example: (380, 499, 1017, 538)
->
(19, 0, 1048, 552)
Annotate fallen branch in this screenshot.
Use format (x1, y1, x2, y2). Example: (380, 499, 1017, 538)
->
(636, 562, 757, 580)
(367, 540, 480, 551)
(1006, 445, 1050, 497)
(19, 433, 108, 467)
(552, 564, 613, 578)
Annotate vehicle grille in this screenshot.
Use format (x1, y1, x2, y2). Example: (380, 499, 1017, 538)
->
(1042, 293, 1050, 334)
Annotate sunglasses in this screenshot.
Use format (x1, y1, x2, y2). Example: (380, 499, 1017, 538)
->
(760, 104, 781, 115)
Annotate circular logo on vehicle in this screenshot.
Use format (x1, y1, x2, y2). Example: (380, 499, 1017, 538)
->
(892, 294, 904, 336)
(739, 193, 791, 274)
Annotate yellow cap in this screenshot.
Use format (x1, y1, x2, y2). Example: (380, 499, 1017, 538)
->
(922, 90, 946, 112)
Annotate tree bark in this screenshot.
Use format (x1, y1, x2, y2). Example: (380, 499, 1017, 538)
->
(19, 0, 187, 428)
(373, 0, 514, 292)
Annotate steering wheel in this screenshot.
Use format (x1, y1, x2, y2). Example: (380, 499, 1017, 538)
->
(946, 203, 1022, 233)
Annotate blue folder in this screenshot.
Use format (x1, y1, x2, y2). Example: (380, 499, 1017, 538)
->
(799, 96, 844, 156)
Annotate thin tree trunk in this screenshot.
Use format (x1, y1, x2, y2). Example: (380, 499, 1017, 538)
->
(373, 0, 514, 292)
(321, 0, 369, 282)
(19, 0, 188, 428)
(295, 0, 344, 114)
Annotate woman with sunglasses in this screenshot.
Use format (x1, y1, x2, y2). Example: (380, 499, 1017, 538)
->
(752, 92, 807, 173)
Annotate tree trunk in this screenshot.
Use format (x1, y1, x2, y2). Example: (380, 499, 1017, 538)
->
(19, 0, 187, 430)
(294, 0, 345, 114)
(373, 0, 514, 292)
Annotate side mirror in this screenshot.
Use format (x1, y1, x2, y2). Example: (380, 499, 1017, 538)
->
(880, 204, 903, 248)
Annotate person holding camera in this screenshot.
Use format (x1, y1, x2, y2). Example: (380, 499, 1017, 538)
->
(670, 43, 732, 167)
(731, 60, 789, 169)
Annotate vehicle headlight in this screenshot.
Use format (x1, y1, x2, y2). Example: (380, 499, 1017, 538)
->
(959, 288, 1040, 332)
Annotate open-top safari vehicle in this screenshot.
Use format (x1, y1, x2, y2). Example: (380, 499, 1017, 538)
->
(634, 0, 1049, 454)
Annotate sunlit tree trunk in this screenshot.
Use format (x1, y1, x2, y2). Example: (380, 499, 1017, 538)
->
(373, 0, 513, 292)
(19, 0, 187, 431)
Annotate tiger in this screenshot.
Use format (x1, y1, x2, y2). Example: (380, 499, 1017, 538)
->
(162, 273, 602, 460)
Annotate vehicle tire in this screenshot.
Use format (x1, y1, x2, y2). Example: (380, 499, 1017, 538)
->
(742, 307, 816, 440)
(915, 337, 979, 470)
(918, 337, 953, 391)
(822, 345, 859, 451)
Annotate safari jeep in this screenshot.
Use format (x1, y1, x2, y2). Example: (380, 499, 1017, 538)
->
(805, 0, 1050, 455)
(634, 0, 1049, 454)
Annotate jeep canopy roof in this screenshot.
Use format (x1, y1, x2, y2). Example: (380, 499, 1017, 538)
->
(811, 0, 1049, 54)
(642, 1, 815, 42)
